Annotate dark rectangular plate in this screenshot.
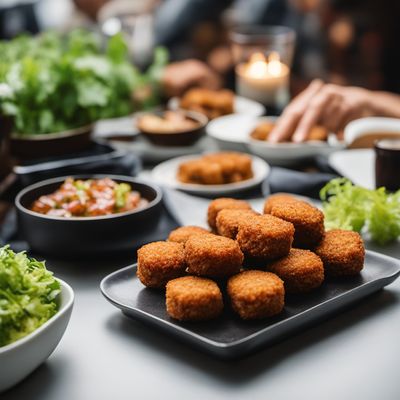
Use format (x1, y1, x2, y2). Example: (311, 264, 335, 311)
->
(100, 250, 400, 359)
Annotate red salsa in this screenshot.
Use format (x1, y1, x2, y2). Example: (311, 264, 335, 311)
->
(31, 178, 147, 217)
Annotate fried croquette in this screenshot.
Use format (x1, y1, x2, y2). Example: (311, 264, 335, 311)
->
(263, 193, 298, 214)
(180, 88, 234, 119)
(236, 214, 294, 261)
(185, 234, 243, 278)
(227, 270, 285, 319)
(268, 248, 324, 293)
(207, 197, 252, 231)
(177, 152, 253, 185)
(166, 276, 223, 321)
(314, 229, 365, 277)
(168, 225, 211, 244)
(216, 209, 259, 239)
(137, 241, 186, 288)
(268, 200, 325, 249)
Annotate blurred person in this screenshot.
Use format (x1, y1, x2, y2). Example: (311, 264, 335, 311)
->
(269, 79, 400, 142)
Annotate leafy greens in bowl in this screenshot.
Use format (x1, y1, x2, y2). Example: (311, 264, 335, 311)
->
(0, 29, 168, 136)
(0, 245, 61, 347)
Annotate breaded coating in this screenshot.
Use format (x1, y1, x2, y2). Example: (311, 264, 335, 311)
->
(263, 193, 298, 214)
(268, 200, 325, 249)
(314, 229, 365, 277)
(177, 152, 253, 185)
(207, 197, 252, 231)
(166, 276, 223, 321)
(216, 209, 259, 239)
(268, 248, 324, 293)
(185, 234, 243, 278)
(137, 241, 186, 288)
(180, 88, 234, 119)
(236, 214, 294, 260)
(168, 225, 211, 244)
(227, 270, 284, 319)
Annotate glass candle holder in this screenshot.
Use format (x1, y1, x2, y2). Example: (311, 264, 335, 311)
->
(230, 26, 296, 113)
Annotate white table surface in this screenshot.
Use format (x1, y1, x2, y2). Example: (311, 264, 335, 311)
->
(3, 193, 400, 400)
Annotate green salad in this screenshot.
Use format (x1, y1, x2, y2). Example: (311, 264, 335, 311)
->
(0, 246, 60, 347)
(320, 178, 400, 245)
(0, 29, 168, 135)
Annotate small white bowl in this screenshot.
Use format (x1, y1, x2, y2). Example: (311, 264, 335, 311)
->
(247, 116, 344, 166)
(344, 117, 400, 148)
(0, 279, 74, 392)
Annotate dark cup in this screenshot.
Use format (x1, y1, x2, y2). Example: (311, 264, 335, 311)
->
(375, 139, 400, 191)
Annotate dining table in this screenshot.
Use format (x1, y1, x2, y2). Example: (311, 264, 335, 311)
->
(1, 179, 400, 400)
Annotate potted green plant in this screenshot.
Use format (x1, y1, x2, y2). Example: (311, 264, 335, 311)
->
(0, 30, 167, 159)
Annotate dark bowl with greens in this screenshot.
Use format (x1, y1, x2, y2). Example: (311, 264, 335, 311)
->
(15, 175, 163, 257)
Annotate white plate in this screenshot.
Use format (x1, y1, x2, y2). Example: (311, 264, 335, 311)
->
(0, 279, 74, 392)
(151, 154, 270, 196)
(168, 95, 265, 118)
(207, 115, 344, 166)
(329, 149, 374, 189)
(93, 115, 139, 139)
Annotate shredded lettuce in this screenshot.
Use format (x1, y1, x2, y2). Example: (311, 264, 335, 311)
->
(0, 246, 60, 347)
(320, 178, 400, 245)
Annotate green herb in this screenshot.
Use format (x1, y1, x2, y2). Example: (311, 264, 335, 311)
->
(320, 178, 400, 245)
(0, 30, 168, 135)
(115, 183, 132, 209)
(0, 246, 60, 347)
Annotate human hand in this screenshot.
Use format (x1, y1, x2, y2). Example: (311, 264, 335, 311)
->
(269, 80, 374, 142)
(162, 59, 222, 98)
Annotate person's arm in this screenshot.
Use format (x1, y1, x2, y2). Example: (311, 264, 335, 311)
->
(269, 80, 400, 142)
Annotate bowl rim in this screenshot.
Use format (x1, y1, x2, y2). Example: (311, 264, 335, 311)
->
(136, 109, 209, 136)
(15, 174, 163, 222)
(0, 278, 74, 354)
(10, 124, 93, 141)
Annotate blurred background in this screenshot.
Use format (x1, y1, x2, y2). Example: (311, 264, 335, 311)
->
(1, 0, 400, 94)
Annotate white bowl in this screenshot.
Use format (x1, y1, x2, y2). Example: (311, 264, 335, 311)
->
(344, 117, 400, 148)
(0, 279, 74, 392)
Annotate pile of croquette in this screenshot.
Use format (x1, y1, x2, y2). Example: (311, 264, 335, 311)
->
(136, 194, 365, 322)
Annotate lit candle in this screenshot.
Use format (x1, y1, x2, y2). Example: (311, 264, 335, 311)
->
(236, 52, 290, 108)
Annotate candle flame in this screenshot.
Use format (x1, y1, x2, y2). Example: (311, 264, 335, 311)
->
(246, 52, 283, 78)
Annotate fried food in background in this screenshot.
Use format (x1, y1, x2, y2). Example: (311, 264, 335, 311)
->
(250, 121, 328, 142)
(314, 229, 365, 277)
(267, 199, 325, 249)
(168, 225, 211, 244)
(185, 234, 243, 278)
(268, 248, 324, 294)
(207, 197, 252, 231)
(177, 152, 253, 185)
(236, 214, 294, 261)
(166, 276, 223, 321)
(227, 270, 285, 319)
(216, 209, 259, 239)
(137, 111, 199, 133)
(137, 241, 186, 288)
(180, 88, 234, 119)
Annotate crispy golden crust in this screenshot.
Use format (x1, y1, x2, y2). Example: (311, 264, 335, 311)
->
(236, 214, 294, 260)
(137, 241, 186, 288)
(268, 200, 325, 249)
(185, 234, 244, 278)
(166, 276, 223, 321)
(207, 197, 252, 230)
(263, 194, 298, 214)
(227, 270, 284, 319)
(216, 209, 259, 239)
(314, 229, 365, 277)
(168, 226, 211, 244)
(178, 152, 253, 185)
(268, 248, 324, 293)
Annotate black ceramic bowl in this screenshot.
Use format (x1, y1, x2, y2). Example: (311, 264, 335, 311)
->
(136, 110, 208, 147)
(15, 175, 163, 257)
